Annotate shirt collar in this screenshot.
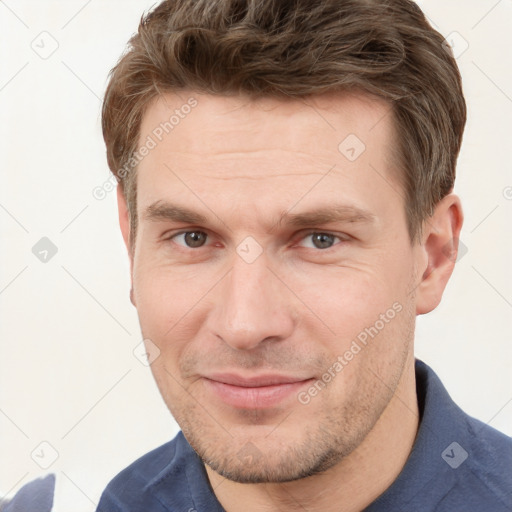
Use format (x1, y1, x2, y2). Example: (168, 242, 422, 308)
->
(364, 358, 466, 510)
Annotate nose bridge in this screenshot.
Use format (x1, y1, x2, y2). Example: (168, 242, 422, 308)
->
(209, 250, 294, 350)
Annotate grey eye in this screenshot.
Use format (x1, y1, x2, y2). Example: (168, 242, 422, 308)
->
(302, 232, 340, 249)
(309, 233, 337, 249)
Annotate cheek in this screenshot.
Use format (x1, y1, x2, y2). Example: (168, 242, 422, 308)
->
(132, 261, 220, 373)
(132, 267, 184, 355)
(133, 257, 208, 324)
(293, 261, 409, 342)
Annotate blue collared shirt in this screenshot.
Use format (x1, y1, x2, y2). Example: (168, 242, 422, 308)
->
(96, 360, 512, 511)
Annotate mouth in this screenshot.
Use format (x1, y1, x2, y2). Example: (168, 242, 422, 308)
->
(201, 373, 314, 409)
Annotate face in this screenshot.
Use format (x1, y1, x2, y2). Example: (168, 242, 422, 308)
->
(123, 91, 424, 483)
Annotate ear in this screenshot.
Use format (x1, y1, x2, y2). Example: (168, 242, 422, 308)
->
(117, 184, 131, 251)
(117, 185, 136, 307)
(415, 193, 464, 315)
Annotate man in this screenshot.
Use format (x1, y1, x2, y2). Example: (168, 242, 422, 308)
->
(96, 0, 512, 511)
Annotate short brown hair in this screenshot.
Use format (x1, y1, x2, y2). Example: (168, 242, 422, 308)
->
(102, 0, 466, 250)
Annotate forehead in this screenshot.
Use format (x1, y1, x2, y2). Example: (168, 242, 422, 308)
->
(135, 90, 402, 227)
(139, 90, 393, 160)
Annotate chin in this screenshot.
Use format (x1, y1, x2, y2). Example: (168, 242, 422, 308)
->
(186, 424, 355, 484)
(204, 449, 344, 484)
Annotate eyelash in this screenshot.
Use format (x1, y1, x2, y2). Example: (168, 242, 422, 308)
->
(299, 231, 346, 249)
(165, 230, 346, 251)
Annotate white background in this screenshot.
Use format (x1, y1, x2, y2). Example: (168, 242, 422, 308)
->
(1, 1, 511, 510)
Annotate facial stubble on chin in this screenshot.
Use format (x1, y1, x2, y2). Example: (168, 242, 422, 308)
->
(167, 364, 401, 485)
(151, 292, 416, 484)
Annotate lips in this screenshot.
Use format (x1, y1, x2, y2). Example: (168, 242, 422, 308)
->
(201, 373, 313, 409)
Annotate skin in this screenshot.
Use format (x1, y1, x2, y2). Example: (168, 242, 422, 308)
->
(117, 90, 463, 511)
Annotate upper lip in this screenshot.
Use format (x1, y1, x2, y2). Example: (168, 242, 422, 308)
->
(203, 373, 311, 388)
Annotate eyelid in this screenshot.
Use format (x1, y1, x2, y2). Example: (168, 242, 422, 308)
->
(162, 228, 349, 250)
(164, 229, 210, 247)
(294, 230, 348, 249)
(162, 226, 208, 238)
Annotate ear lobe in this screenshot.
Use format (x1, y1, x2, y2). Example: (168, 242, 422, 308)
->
(415, 193, 464, 315)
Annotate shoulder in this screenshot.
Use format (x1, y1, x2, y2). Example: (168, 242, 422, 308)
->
(418, 359, 512, 509)
(96, 435, 183, 512)
(458, 412, 512, 508)
(1, 474, 55, 512)
(465, 412, 512, 456)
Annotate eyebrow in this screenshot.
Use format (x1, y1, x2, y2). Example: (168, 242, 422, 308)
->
(143, 201, 208, 224)
(142, 200, 376, 229)
(278, 205, 376, 229)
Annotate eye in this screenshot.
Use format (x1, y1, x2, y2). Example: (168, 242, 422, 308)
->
(298, 232, 343, 250)
(170, 231, 208, 248)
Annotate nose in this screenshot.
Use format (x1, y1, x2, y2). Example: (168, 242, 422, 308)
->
(205, 250, 296, 351)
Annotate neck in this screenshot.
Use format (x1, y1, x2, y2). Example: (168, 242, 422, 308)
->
(206, 354, 419, 512)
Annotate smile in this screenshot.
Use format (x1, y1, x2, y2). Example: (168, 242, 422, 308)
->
(201, 374, 313, 409)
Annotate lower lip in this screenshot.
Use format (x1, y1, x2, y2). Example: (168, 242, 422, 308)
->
(203, 379, 311, 409)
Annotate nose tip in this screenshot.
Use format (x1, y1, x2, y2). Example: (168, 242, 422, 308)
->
(216, 322, 279, 352)
(206, 258, 295, 351)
